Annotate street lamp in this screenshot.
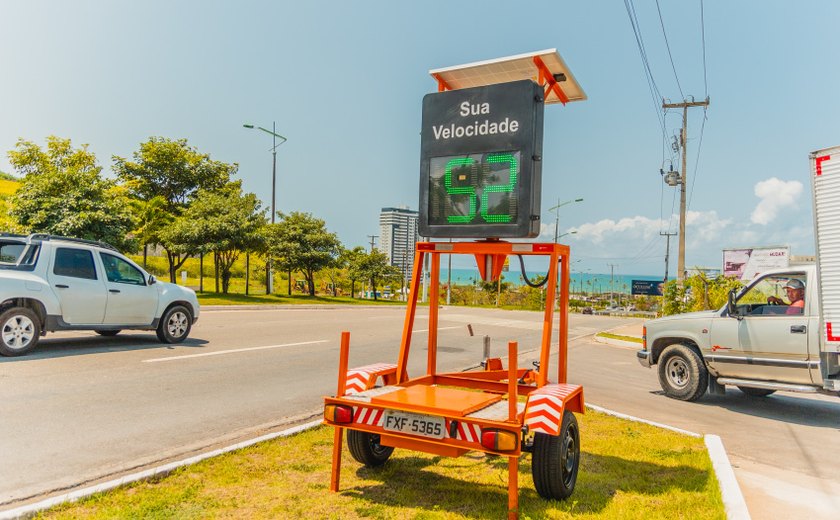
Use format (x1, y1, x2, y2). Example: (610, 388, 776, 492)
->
(549, 198, 583, 243)
(243, 122, 287, 295)
(557, 231, 577, 240)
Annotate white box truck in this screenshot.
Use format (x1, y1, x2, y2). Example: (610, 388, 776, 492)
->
(636, 146, 840, 400)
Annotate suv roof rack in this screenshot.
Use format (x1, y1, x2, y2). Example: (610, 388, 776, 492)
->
(27, 233, 121, 253)
(0, 233, 28, 239)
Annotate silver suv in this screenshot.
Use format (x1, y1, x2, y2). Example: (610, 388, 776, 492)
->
(0, 234, 200, 356)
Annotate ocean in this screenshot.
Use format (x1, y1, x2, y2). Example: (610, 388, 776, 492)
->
(434, 268, 663, 295)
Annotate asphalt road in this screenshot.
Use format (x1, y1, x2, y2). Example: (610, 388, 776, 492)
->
(1, 305, 838, 519)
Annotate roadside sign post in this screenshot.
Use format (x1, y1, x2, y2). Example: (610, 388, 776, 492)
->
(324, 50, 587, 519)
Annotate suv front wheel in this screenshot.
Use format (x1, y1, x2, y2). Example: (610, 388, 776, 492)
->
(156, 305, 192, 343)
(0, 307, 41, 356)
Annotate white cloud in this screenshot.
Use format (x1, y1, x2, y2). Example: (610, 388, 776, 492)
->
(750, 178, 803, 225)
(569, 215, 665, 244)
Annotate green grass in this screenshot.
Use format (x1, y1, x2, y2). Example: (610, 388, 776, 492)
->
(38, 411, 723, 519)
(596, 333, 643, 344)
(197, 292, 404, 306)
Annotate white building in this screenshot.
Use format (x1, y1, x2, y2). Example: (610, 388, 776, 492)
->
(379, 207, 419, 282)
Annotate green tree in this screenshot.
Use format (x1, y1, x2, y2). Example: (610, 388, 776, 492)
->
(266, 212, 341, 297)
(344, 246, 367, 298)
(356, 249, 402, 301)
(113, 137, 234, 210)
(131, 195, 172, 267)
(160, 182, 265, 293)
(113, 137, 237, 281)
(8, 136, 135, 250)
(662, 273, 743, 316)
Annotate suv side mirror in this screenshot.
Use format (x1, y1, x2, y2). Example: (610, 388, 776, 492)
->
(727, 288, 740, 318)
(148, 275, 157, 285)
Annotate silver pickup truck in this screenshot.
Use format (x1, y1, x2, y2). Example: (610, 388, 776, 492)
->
(638, 263, 840, 401)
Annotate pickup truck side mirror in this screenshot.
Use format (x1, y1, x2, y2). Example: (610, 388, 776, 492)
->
(727, 288, 740, 318)
(148, 274, 157, 285)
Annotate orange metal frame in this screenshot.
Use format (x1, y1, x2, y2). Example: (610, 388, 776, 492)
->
(324, 241, 574, 519)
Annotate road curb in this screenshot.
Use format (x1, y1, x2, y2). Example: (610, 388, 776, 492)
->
(705, 435, 751, 520)
(3, 405, 749, 519)
(592, 334, 641, 349)
(588, 403, 750, 520)
(0, 420, 323, 520)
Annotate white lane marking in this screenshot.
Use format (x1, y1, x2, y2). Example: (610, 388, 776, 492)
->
(413, 326, 461, 333)
(142, 340, 329, 363)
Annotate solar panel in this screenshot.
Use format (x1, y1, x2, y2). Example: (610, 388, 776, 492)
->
(429, 49, 586, 105)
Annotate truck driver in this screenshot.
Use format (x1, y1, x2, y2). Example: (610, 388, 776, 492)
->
(767, 278, 805, 314)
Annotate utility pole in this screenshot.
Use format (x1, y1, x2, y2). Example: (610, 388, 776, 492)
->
(608, 263, 618, 308)
(660, 231, 677, 285)
(367, 235, 378, 252)
(662, 97, 710, 282)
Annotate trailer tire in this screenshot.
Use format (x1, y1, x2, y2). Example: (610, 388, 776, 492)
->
(532, 410, 579, 500)
(347, 430, 393, 467)
(738, 386, 776, 397)
(658, 344, 708, 401)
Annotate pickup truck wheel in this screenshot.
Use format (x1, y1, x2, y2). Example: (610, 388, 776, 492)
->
(347, 430, 393, 467)
(156, 305, 192, 343)
(532, 410, 579, 500)
(738, 386, 776, 397)
(0, 307, 41, 356)
(96, 330, 120, 337)
(658, 344, 708, 401)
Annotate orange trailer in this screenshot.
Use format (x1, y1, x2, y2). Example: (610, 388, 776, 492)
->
(323, 240, 584, 519)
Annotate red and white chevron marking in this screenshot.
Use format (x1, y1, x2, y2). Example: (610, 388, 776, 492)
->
(524, 384, 580, 435)
(452, 421, 481, 443)
(353, 406, 384, 426)
(344, 363, 397, 395)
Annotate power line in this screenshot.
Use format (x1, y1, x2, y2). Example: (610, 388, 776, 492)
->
(655, 0, 684, 99)
(701, 0, 708, 97)
(687, 109, 707, 210)
(623, 0, 668, 137)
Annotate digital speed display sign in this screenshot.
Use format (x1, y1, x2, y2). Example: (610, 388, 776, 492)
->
(419, 80, 545, 238)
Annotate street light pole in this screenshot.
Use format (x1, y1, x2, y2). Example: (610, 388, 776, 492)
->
(243, 123, 287, 295)
(549, 198, 583, 242)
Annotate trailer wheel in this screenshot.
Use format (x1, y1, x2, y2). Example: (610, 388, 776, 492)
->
(347, 430, 393, 467)
(658, 344, 708, 401)
(738, 386, 776, 397)
(532, 410, 579, 500)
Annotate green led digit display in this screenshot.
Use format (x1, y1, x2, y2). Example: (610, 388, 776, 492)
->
(429, 151, 520, 226)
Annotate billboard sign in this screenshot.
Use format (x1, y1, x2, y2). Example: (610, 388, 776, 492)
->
(723, 246, 790, 281)
(631, 280, 663, 296)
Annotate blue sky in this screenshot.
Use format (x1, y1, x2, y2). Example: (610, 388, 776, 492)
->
(1, 1, 835, 276)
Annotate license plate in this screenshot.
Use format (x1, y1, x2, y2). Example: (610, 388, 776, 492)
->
(382, 410, 445, 439)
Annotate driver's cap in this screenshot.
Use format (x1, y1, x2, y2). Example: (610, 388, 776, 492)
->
(785, 279, 805, 290)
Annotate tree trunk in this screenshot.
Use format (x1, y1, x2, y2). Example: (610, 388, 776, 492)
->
(371, 277, 378, 301)
(214, 252, 219, 293)
(143, 243, 148, 268)
(167, 251, 176, 283)
(222, 269, 231, 294)
(307, 268, 315, 296)
(351, 280, 355, 299)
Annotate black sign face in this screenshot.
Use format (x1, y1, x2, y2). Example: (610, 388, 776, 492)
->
(631, 280, 664, 296)
(419, 80, 544, 238)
